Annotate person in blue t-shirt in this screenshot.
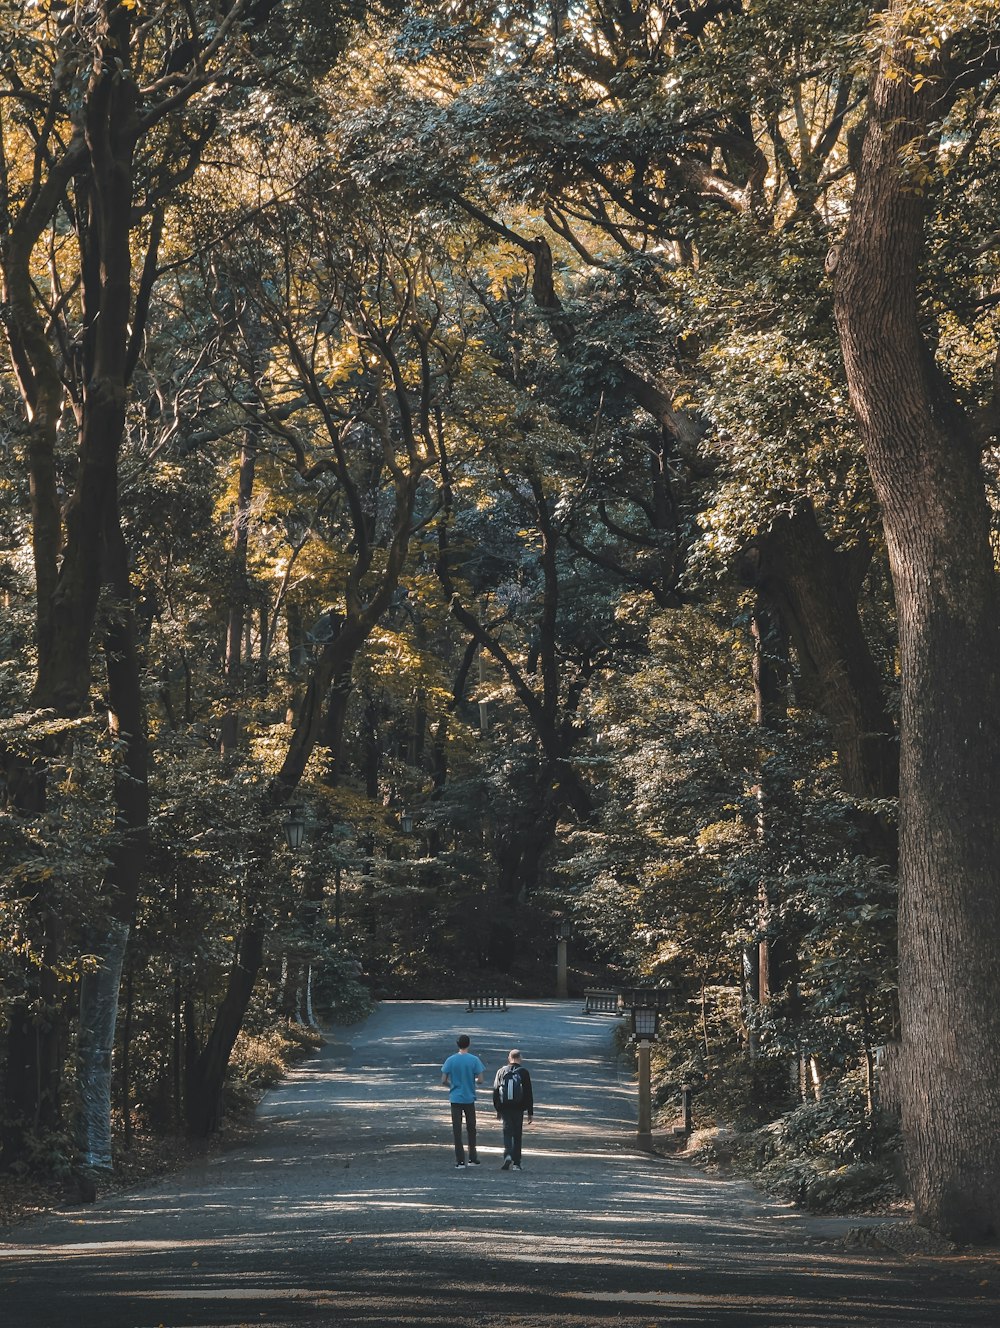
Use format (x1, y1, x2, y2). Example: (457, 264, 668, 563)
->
(440, 1034, 486, 1167)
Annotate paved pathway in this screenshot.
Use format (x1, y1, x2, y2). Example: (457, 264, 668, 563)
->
(2, 999, 998, 1326)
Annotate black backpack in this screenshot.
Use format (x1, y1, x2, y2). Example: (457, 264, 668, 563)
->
(496, 1064, 525, 1107)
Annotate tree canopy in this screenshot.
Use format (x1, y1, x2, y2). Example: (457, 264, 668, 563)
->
(2, 0, 1000, 1243)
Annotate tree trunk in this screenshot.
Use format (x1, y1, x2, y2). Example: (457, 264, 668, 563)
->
(743, 501, 897, 802)
(304, 964, 318, 1031)
(279, 957, 304, 1022)
(76, 921, 130, 1170)
(750, 589, 788, 733)
(745, 592, 789, 1063)
(834, 17, 1000, 1241)
(221, 432, 256, 756)
(319, 666, 355, 785)
(121, 962, 134, 1151)
(185, 921, 265, 1139)
(72, 493, 151, 1171)
(37, 42, 139, 714)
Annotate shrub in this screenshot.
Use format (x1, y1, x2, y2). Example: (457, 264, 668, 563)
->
(225, 1022, 323, 1118)
(686, 1072, 904, 1213)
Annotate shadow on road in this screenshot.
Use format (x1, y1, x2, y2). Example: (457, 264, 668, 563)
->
(2, 1000, 998, 1326)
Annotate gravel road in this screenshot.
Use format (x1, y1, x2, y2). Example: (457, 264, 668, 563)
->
(2, 998, 998, 1327)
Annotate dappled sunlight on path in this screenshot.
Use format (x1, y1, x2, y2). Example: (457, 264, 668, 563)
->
(2, 1000, 998, 1326)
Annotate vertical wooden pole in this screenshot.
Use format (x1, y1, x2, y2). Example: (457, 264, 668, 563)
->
(636, 1040, 653, 1150)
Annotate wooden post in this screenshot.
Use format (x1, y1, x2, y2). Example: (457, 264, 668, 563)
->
(680, 1083, 693, 1134)
(636, 1040, 653, 1151)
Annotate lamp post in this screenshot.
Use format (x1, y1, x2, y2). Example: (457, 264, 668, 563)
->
(556, 919, 572, 998)
(630, 1004, 660, 1150)
(283, 805, 306, 851)
(625, 987, 670, 1151)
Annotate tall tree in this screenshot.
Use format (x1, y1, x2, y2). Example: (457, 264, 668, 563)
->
(833, 1, 1000, 1241)
(0, 0, 257, 1165)
(392, 0, 899, 807)
(0, 0, 363, 1168)
(179, 168, 459, 1133)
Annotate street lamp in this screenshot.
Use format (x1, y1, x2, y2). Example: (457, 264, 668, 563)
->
(399, 809, 414, 834)
(283, 805, 306, 851)
(631, 1005, 660, 1041)
(627, 990, 669, 1152)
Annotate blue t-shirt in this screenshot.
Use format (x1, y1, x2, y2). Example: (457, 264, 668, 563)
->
(441, 1051, 485, 1103)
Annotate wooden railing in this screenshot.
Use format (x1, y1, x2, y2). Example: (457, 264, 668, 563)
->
(582, 988, 621, 1014)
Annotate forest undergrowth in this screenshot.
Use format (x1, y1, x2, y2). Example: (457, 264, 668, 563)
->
(0, 1018, 325, 1233)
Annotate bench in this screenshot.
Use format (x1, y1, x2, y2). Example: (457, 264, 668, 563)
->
(583, 988, 621, 1014)
(466, 991, 507, 1012)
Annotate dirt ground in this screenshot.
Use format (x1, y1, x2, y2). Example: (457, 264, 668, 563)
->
(1, 999, 998, 1327)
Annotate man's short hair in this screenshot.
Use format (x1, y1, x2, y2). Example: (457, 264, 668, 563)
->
(508, 1048, 522, 1062)
(457, 1034, 471, 1048)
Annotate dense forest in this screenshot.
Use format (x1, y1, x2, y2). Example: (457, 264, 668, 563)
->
(1, 0, 999, 1243)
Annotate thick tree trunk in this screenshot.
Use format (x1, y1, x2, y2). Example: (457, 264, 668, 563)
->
(101, 500, 151, 920)
(76, 921, 130, 1171)
(318, 666, 355, 785)
(36, 51, 138, 715)
(1, 29, 146, 1159)
(834, 21, 1000, 1241)
(745, 502, 898, 801)
(72, 495, 151, 1171)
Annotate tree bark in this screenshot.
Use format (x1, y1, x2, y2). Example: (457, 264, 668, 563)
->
(744, 593, 788, 1060)
(76, 921, 130, 1171)
(834, 13, 1000, 1241)
(743, 501, 897, 802)
(221, 432, 257, 755)
(73, 496, 151, 1170)
(185, 921, 265, 1139)
(1, 18, 148, 1156)
(318, 664, 355, 785)
(36, 27, 139, 714)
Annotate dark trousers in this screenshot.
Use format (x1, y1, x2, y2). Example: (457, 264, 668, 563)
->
(500, 1109, 525, 1163)
(451, 1101, 478, 1162)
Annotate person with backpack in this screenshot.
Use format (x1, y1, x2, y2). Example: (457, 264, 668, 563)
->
(492, 1048, 533, 1170)
(441, 1033, 486, 1168)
